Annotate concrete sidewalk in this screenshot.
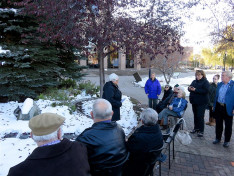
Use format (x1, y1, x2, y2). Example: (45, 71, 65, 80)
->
(83, 68, 234, 176)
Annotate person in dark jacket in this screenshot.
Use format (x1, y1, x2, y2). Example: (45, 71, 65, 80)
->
(103, 73, 122, 121)
(206, 74, 220, 126)
(212, 71, 234, 148)
(156, 84, 180, 114)
(76, 99, 128, 176)
(188, 70, 209, 137)
(144, 72, 161, 110)
(8, 113, 90, 176)
(123, 108, 163, 176)
(162, 85, 173, 101)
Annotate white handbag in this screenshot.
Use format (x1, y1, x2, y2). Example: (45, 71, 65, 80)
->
(175, 130, 192, 145)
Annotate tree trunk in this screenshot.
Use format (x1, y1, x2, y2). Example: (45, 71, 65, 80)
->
(163, 72, 169, 84)
(98, 52, 105, 97)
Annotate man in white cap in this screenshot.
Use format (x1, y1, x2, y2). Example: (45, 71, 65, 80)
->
(8, 113, 90, 176)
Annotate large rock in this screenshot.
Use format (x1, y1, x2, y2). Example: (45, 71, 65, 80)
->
(14, 98, 41, 120)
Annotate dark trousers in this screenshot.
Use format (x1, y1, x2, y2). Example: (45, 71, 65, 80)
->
(148, 98, 157, 110)
(208, 106, 214, 118)
(214, 103, 233, 142)
(192, 104, 206, 133)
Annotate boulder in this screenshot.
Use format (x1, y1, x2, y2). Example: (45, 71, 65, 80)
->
(14, 98, 41, 120)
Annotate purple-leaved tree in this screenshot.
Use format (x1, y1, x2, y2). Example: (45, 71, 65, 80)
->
(16, 0, 198, 95)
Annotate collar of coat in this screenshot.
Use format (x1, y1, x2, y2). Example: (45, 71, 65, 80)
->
(27, 138, 72, 160)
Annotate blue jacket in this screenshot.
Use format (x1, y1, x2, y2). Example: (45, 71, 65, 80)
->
(213, 80, 234, 116)
(144, 79, 161, 99)
(170, 97, 188, 117)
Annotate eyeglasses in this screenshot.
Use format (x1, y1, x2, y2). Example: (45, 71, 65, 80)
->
(165, 87, 169, 88)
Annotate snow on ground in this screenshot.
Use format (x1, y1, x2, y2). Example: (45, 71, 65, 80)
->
(134, 72, 221, 96)
(0, 46, 10, 54)
(0, 8, 17, 13)
(0, 95, 138, 176)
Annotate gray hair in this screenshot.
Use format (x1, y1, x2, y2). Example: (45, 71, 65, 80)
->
(223, 71, 233, 79)
(92, 99, 113, 119)
(140, 108, 158, 126)
(32, 127, 63, 142)
(109, 73, 119, 82)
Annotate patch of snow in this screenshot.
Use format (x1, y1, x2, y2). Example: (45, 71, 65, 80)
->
(0, 138, 37, 176)
(0, 46, 10, 54)
(0, 8, 17, 13)
(21, 98, 34, 114)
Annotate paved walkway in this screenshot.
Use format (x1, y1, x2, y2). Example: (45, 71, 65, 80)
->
(83, 68, 234, 176)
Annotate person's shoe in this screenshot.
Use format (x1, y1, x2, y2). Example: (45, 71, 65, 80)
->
(223, 142, 230, 148)
(205, 121, 211, 125)
(190, 129, 199, 134)
(197, 132, 203, 137)
(157, 120, 161, 124)
(213, 139, 221, 144)
(210, 118, 216, 126)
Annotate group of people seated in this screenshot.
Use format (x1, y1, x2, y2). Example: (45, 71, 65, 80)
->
(8, 99, 164, 176)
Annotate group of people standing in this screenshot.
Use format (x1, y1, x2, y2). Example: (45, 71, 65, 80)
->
(144, 70, 233, 147)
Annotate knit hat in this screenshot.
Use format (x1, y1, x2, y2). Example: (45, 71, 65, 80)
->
(174, 84, 179, 87)
(29, 113, 65, 136)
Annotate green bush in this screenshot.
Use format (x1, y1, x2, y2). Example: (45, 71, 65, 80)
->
(59, 79, 77, 88)
(78, 81, 100, 97)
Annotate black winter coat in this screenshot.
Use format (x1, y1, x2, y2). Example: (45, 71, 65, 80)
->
(76, 122, 128, 174)
(8, 138, 90, 176)
(123, 124, 163, 176)
(162, 86, 173, 101)
(102, 81, 122, 121)
(208, 82, 217, 107)
(188, 77, 209, 105)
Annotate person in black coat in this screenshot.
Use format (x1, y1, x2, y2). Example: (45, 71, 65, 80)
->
(76, 99, 128, 176)
(206, 74, 220, 126)
(102, 73, 122, 121)
(162, 85, 173, 101)
(8, 113, 90, 176)
(188, 70, 209, 137)
(156, 84, 179, 114)
(123, 108, 163, 176)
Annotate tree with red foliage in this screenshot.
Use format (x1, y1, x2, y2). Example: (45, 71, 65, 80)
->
(16, 0, 198, 95)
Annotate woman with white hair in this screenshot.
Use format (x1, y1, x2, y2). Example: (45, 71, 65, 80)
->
(102, 73, 122, 121)
(123, 108, 163, 176)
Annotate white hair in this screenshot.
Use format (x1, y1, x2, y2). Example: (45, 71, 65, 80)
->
(177, 86, 184, 92)
(32, 127, 63, 142)
(223, 71, 233, 79)
(109, 73, 119, 82)
(140, 108, 158, 126)
(93, 99, 113, 119)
